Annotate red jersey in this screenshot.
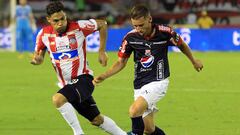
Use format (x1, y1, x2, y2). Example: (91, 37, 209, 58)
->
(35, 19, 97, 86)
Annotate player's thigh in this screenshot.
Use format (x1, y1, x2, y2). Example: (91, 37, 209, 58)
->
(57, 84, 79, 103)
(143, 112, 155, 134)
(58, 74, 94, 103)
(71, 96, 100, 122)
(74, 74, 95, 101)
(134, 79, 169, 114)
(129, 96, 148, 117)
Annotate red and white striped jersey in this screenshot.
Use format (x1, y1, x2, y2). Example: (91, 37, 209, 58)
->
(35, 19, 97, 86)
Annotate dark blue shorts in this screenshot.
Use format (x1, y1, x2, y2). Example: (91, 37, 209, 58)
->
(58, 74, 100, 121)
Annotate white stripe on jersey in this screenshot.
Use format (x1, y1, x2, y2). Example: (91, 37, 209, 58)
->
(77, 32, 85, 77)
(60, 60, 73, 82)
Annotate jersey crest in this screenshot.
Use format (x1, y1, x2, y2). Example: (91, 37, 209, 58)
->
(140, 50, 154, 68)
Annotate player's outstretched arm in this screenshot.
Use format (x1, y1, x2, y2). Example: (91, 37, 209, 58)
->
(93, 57, 128, 85)
(178, 42, 203, 72)
(30, 50, 46, 65)
(96, 19, 108, 67)
(170, 31, 203, 72)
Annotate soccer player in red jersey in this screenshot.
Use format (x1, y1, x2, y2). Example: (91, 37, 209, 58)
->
(31, 1, 126, 135)
(94, 4, 203, 135)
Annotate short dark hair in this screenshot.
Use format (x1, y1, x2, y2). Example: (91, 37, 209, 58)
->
(46, 1, 64, 16)
(130, 4, 150, 19)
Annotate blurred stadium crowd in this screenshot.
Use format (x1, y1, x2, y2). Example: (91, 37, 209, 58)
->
(0, 0, 240, 28)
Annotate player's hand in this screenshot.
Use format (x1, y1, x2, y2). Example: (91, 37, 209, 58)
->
(98, 51, 108, 67)
(30, 50, 44, 65)
(193, 59, 203, 72)
(92, 75, 106, 86)
(31, 56, 43, 65)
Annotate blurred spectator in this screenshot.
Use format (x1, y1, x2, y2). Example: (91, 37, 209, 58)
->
(162, 0, 177, 12)
(76, 0, 85, 11)
(218, 17, 230, 25)
(15, 0, 36, 58)
(0, 0, 10, 27)
(105, 12, 115, 25)
(186, 11, 197, 24)
(197, 10, 214, 29)
(86, 0, 104, 11)
(20, 0, 240, 28)
(177, 0, 191, 12)
(3, 17, 10, 29)
(194, 0, 206, 11)
(186, 10, 199, 28)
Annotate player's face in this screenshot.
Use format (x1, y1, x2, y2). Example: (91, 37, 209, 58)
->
(47, 11, 67, 33)
(131, 16, 152, 36)
(19, 0, 27, 5)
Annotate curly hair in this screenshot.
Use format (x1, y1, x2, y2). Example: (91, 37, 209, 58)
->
(46, 1, 64, 16)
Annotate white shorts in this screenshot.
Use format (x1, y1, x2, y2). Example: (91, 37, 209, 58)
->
(134, 78, 169, 117)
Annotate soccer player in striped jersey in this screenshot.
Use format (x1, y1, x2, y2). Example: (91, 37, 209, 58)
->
(31, 1, 126, 135)
(94, 4, 203, 135)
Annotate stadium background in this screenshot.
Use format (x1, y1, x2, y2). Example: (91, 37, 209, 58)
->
(0, 0, 240, 135)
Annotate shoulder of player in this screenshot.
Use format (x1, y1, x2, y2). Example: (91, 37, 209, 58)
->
(156, 24, 173, 34)
(38, 25, 57, 36)
(41, 25, 54, 33)
(67, 21, 80, 29)
(76, 19, 97, 30)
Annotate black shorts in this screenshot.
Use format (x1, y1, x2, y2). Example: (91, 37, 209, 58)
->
(58, 74, 100, 121)
(58, 74, 94, 103)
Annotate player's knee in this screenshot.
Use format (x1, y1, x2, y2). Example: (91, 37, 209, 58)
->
(91, 114, 104, 126)
(129, 97, 148, 117)
(144, 126, 155, 135)
(52, 93, 67, 108)
(129, 105, 141, 117)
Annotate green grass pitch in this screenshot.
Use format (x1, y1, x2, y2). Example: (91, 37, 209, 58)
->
(0, 51, 239, 135)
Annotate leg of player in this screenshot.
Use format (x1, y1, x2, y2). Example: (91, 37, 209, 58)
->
(128, 96, 148, 135)
(71, 96, 126, 135)
(143, 113, 165, 135)
(52, 93, 84, 135)
(91, 114, 127, 135)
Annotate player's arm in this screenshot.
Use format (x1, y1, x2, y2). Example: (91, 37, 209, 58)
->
(93, 57, 128, 85)
(178, 41, 203, 72)
(96, 19, 108, 67)
(31, 49, 46, 65)
(30, 29, 46, 65)
(170, 31, 203, 72)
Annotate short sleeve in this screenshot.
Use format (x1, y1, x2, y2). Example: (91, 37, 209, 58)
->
(35, 29, 46, 52)
(77, 19, 98, 36)
(118, 39, 133, 58)
(157, 25, 183, 46)
(170, 30, 183, 46)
